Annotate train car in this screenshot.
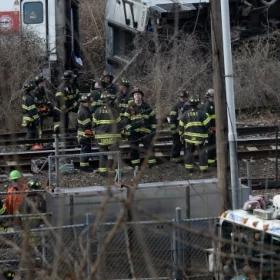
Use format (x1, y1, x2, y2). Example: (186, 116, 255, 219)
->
(105, 0, 280, 72)
(0, 0, 81, 82)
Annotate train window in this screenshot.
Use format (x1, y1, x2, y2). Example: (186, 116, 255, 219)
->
(23, 2, 43, 24)
(113, 26, 134, 58)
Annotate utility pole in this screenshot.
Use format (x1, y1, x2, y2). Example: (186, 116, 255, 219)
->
(221, 0, 240, 210)
(210, 0, 230, 210)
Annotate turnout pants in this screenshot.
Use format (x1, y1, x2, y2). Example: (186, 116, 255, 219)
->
(171, 133, 183, 160)
(98, 143, 118, 174)
(79, 138, 92, 168)
(184, 142, 208, 171)
(129, 133, 156, 167)
(53, 107, 78, 133)
(25, 122, 40, 140)
(207, 132, 216, 165)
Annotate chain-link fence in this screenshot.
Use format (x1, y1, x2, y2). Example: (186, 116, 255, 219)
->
(0, 213, 217, 279)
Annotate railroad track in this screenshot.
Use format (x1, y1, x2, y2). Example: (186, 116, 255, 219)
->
(0, 125, 279, 171)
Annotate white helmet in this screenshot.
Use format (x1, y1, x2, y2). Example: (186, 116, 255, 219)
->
(206, 88, 214, 97)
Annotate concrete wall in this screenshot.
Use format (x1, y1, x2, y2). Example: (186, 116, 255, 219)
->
(46, 179, 250, 225)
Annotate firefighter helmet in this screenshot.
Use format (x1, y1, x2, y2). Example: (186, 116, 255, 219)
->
(179, 90, 189, 98)
(100, 71, 114, 87)
(23, 81, 36, 92)
(120, 78, 130, 88)
(27, 179, 42, 190)
(189, 95, 200, 106)
(206, 88, 214, 97)
(131, 87, 144, 96)
(101, 70, 114, 81)
(79, 93, 92, 103)
(34, 74, 45, 85)
(9, 170, 22, 181)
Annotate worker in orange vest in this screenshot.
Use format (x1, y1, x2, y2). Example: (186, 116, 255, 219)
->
(4, 170, 28, 215)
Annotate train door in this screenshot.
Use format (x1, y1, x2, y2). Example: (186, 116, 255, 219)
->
(20, 0, 47, 53)
(64, 0, 80, 69)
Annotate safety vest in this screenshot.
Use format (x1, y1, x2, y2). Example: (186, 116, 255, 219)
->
(4, 182, 27, 215)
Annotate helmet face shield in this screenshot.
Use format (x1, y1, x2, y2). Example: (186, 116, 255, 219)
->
(120, 78, 130, 88)
(189, 95, 200, 106)
(34, 74, 45, 85)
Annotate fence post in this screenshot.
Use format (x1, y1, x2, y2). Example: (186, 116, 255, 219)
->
(275, 127, 279, 182)
(54, 134, 60, 189)
(48, 156, 51, 188)
(85, 213, 91, 280)
(116, 151, 121, 183)
(96, 223, 102, 280)
(40, 225, 47, 265)
(172, 207, 184, 280)
(246, 160, 252, 191)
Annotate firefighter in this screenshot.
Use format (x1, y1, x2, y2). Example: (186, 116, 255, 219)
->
(92, 91, 121, 175)
(123, 88, 157, 171)
(77, 94, 94, 171)
(53, 70, 79, 133)
(115, 78, 133, 120)
(4, 170, 28, 215)
(179, 96, 209, 174)
(21, 81, 40, 140)
(100, 71, 117, 97)
(203, 88, 216, 166)
(33, 74, 53, 131)
(90, 82, 103, 114)
(168, 90, 190, 162)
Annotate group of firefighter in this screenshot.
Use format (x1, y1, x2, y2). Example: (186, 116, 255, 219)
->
(21, 70, 216, 175)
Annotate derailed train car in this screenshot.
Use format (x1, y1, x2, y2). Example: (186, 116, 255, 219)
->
(0, 0, 81, 81)
(105, 0, 280, 71)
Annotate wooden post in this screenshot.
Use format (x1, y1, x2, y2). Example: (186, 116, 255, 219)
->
(210, 0, 230, 210)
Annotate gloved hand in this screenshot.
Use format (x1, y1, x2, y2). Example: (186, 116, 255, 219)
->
(121, 129, 130, 137)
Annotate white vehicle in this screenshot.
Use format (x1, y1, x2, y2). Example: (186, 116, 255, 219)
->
(105, 0, 280, 72)
(213, 197, 280, 279)
(0, 0, 80, 82)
